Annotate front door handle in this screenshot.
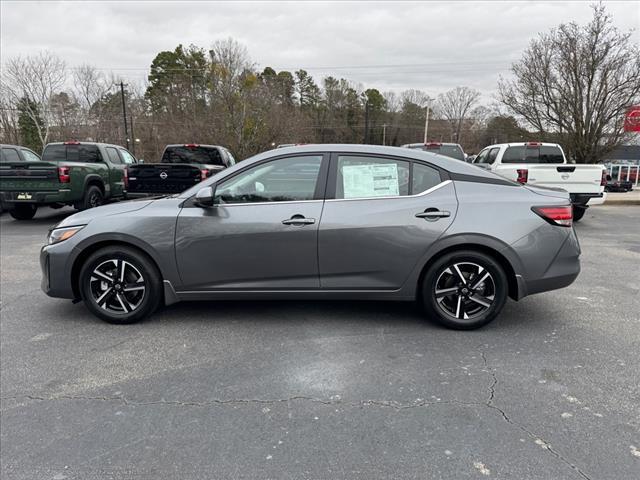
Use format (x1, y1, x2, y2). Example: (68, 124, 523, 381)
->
(282, 215, 316, 226)
(416, 209, 451, 220)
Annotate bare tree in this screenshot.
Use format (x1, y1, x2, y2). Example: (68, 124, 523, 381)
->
(2, 51, 67, 146)
(434, 86, 481, 144)
(0, 83, 20, 144)
(498, 3, 640, 163)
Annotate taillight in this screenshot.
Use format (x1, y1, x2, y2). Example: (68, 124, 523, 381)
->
(124, 167, 129, 189)
(526, 142, 542, 147)
(200, 169, 209, 181)
(600, 169, 607, 187)
(58, 166, 70, 183)
(516, 168, 528, 184)
(532, 205, 573, 227)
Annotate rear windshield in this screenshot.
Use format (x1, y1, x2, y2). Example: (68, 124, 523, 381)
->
(161, 146, 224, 165)
(1, 148, 21, 162)
(409, 144, 465, 161)
(42, 144, 103, 162)
(502, 145, 564, 164)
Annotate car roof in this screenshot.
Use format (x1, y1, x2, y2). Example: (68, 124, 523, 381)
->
(179, 143, 502, 198)
(483, 142, 562, 149)
(401, 142, 462, 147)
(164, 144, 222, 149)
(45, 141, 126, 149)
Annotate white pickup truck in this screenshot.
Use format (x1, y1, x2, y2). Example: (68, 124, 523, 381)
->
(473, 142, 606, 221)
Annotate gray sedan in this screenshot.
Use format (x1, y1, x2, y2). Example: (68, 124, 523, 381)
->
(40, 144, 580, 329)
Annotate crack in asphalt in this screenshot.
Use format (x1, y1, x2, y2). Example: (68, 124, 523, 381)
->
(480, 350, 591, 480)
(2, 354, 591, 480)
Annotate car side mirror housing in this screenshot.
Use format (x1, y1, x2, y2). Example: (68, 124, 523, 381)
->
(195, 185, 215, 207)
(138, 158, 144, 164)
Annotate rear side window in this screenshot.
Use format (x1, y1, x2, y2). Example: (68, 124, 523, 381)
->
(42, 144, 103, 163)
(502, 145, 564, 164)
(161, 146, 224, 165)
(1, 148, 21, 162)
(412, 163, 442, 193)
(337, 155, 410, 199)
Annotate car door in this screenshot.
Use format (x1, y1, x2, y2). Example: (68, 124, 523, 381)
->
(104, 147, 126, 197)
(318, 153, 457, 290)
(175, 153, 329, 290)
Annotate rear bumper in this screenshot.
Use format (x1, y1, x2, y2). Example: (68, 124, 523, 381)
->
(519, 227, 581, 298)
(0, 189, 76, 207)
(570, 192, 605, 207)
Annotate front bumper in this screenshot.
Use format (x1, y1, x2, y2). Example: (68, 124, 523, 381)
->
(40, 243, 77, 300)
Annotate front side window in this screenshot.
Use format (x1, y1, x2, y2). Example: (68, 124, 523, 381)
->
(337, 155, 410, 199)
(475, 149, 489, 164)
(21, 149, 41, 162)
(119, 149, 137, 165)
(487, 148, 500, 164)
(216, 155, 323, 204)
(106, 147, 122, 164)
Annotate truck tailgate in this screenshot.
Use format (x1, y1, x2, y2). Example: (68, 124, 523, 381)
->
(496, 164, 604, 194)
(0, 162, 59, 192)
(127, 164, 203, 194)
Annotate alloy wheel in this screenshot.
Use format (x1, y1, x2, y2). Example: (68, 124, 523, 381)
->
(434, 262, 495, 321)
(89, 259, 146, 314)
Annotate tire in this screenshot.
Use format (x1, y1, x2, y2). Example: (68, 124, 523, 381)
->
(78, 246, 162, 324)
(421, 250, 508, 330)
(78, 185, 104, 211)
(9, 204, 38, 220)
(572, 205, 586, 222)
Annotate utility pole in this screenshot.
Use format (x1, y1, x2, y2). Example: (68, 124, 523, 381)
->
(120, 81, 130, 150)
(382, 124, 387, 146)
(363, 101, 370, 144)
(423, 104, 430, 144)
(129, 114, 135, 155)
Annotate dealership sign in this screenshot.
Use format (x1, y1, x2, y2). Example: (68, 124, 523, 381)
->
(624, 106, 640, 132)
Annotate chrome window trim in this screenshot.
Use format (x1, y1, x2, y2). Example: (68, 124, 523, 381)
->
(326, 180, 452, 203)
(217, 199, 323, 207)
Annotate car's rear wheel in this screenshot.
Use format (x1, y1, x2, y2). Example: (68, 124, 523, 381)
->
(9, 204, 38, 220)
(78, 246, 162, 324)
(77, 185, 104, 211)
(421, 250, 508, 330)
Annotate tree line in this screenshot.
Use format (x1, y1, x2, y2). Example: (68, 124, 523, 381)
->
(1, 4, 638, 163)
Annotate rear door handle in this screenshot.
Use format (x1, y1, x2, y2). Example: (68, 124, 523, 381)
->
(416, 209, 451, 219)
(282, 215, 316, 226)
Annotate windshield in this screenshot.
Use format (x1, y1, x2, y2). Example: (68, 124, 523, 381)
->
(161, 146, 224, 165)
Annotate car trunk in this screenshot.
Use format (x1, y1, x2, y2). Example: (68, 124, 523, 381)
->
(0, 161, 60, 192)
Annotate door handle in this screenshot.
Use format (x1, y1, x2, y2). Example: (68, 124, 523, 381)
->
(282, 215, 316, 226)
(416, 209, 451, 220)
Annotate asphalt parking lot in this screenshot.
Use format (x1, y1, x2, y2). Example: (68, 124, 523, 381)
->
(1, 205, 638, 480)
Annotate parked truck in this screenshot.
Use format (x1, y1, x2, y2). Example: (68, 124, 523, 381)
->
(473, 142, 606, 221)
(125, 144, 236, 195)
(0, 141, 136, 220)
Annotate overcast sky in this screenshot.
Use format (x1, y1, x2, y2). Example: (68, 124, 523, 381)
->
(1, 0, 639, 100)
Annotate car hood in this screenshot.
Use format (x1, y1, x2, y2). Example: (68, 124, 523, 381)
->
(54, 199, 155, 228)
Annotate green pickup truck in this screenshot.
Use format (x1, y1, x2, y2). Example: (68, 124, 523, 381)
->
(0, 141, 137, 220)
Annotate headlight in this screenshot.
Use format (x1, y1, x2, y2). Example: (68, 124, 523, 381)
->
(48, 226, 85, 245)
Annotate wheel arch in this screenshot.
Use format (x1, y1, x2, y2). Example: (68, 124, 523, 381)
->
(415, 237, 521, 301)
(83, 175, 105, 195)
(70, 239, 164, 300)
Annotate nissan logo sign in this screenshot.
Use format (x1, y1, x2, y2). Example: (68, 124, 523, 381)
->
(561, 173, 570, 180)
(159, 172, 168, 180)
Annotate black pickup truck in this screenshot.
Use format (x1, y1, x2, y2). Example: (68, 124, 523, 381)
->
(126, 144, 236, 195)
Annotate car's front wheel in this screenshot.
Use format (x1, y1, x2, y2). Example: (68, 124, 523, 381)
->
(78, 246, 162, 324)
(421, 250, 508, 330)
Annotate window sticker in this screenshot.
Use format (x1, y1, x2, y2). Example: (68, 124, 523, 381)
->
(342, 163, 399, 198)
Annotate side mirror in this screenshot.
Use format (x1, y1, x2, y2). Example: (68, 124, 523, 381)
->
(138, 158, 145, 164)
(195, 186, 215, 207)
